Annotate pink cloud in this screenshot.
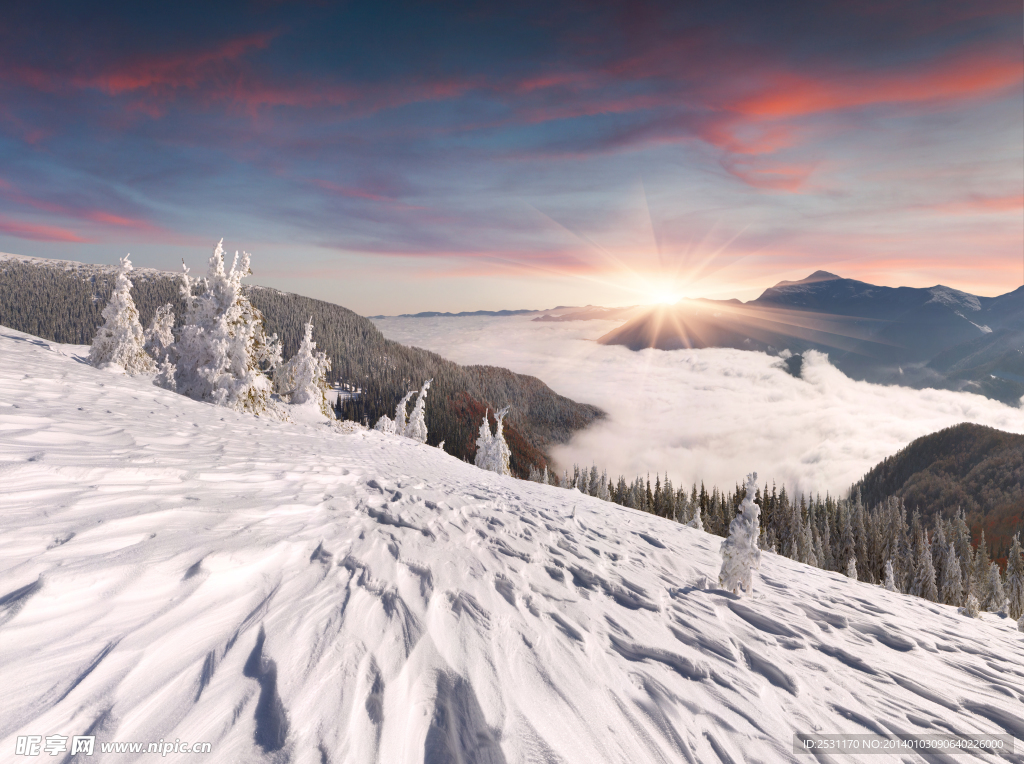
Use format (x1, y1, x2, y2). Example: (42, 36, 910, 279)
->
(0, 216, 88, 242)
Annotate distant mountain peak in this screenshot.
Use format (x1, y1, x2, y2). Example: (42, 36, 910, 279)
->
(771, 270, 842, 289)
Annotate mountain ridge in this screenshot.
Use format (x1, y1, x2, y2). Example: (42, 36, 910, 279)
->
(598, 271, 1024, 404)
(0, 253, 603, 476)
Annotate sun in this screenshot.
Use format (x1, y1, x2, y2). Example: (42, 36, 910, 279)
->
(649, 290, 680, 305)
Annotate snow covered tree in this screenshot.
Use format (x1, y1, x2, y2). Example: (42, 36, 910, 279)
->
(88, 254, 155, 375)
(597, 469, 610, 502)
(718, 472, 761, 596)
(940, 542, 963, 606)
(838, 503, 855, 575)
(1007, 533, 1024, 620)
(688, 504, 704, 531)
(1018, 615, 1024, 633)
(883, 560, 896, 591)
(374, 390, 415, 435)
(490, 407, 512, 476)
(274, 319, 332, 417)
(911, 529, 938, 602)
(952, 510, 975, 598)
(373, 414, 396, 435)
(962, 593, 981, 619)
(403, 379, 431, 443)
(987, 562, 1006, 613)
(144, 303, 175, 363)
(846, 557, 858, 580)
(474, 406, 512, 476)
(972, 530, 991, 604)
(474, 408, 493, 465)
(392, 389, 415, 435)
(162, 241, 281, 414)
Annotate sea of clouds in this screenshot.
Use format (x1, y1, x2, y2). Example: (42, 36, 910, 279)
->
(373, 316, 1024, 497)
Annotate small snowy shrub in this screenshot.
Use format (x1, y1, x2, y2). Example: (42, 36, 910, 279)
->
(962, 594, 981, 619)
(846, 557, 858, 581)
(688, 506, 704, 531)
(883, 560, 896, 591)
(718, 472, 761, 596)
(275, 319, 332, 417)
(1018, 614, 1024, 633)
(89, 255, 155, 375)
(374, 414, 395, 434)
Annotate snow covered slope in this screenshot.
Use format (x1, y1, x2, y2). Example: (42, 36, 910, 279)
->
(1, 325, 1022, 764)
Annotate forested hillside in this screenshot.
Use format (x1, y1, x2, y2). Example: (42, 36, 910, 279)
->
(0, 256, 602, 475)
(853, 423, 1024, 564)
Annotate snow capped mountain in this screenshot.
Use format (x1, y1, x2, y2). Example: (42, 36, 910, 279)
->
(2, 325, 1023, 763)
(599, 272, 1024, 403)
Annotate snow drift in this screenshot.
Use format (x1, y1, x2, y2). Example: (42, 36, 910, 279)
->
(1, 326, 1023, 763)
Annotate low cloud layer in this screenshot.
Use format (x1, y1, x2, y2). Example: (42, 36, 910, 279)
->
(374, 316, 1024, 497)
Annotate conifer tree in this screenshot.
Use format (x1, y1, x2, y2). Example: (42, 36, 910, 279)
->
(940, 542, 963, 606)
(144, 303, 175, 363)
(688, 504, 704, 531)
(913, 530, 939, 602)
(597, 470, 610, 502)
(163, 241, 281, 414)
(1007, 533, 1024, 620)
(474, 407, 511, 476)
(972, 530, 991, 605)
(393, 389, 415, 435)
(884, 560, 896, 591)
(89, 254, 155, 375)
(719, 473, 761, 596)
(987, 562, 1007, 613)
(275, 319, 333, 417)
(846, 557, 858, 580)
(952, 510, 975, 599)
(838, 503, 855, 574)
(404, 379, 432, 443)
(854, 502, 869, 581)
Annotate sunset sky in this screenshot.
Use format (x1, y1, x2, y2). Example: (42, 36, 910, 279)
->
(1, 1, 1021, 314)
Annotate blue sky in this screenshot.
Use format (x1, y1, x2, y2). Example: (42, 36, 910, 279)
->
(1, 0, 1021, 314)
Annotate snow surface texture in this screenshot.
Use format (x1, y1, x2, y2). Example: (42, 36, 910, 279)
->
(373, 316, 1024, 495)
(2, 325, 1024, 764)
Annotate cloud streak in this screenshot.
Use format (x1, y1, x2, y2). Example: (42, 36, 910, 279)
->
(0, 1, 1020, 306)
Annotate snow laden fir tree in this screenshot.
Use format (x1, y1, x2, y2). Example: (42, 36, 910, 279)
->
(274, 318, 332, 418)
(374, 379, 432, 443)
(718, 472, 761, 597)
(475, 407, 512, 477)
(88, 240, 334, 422)
(88, 255, 155, 375)
(157, 240, 283, 414)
